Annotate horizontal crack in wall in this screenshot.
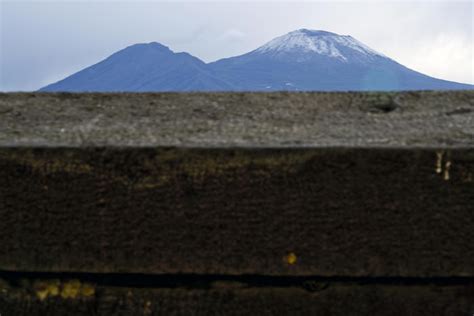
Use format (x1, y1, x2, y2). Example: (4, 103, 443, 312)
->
(1, 270, 474, 291)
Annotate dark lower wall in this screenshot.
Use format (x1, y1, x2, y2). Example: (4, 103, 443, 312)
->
(1, 147, 473, 277)
(2, 282, 473, 316)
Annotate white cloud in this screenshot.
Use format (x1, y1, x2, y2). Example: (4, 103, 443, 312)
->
(400, 32, 473, 84)
(218, 29, 246, 41)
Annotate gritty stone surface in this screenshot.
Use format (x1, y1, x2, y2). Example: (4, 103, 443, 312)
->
(0, 91, 473, 147)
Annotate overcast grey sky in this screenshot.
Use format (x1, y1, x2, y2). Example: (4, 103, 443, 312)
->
(1, 0, 473, 91)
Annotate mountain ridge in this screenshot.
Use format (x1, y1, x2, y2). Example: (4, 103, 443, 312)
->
(40, 29, 473, 92)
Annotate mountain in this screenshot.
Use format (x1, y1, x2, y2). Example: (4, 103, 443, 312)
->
(40, 42, 234, 92)
(209, 29, 472, 91)
(40, 29, 473, 92)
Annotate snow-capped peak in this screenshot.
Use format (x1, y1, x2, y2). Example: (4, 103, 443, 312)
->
(254, 29, 385, 62)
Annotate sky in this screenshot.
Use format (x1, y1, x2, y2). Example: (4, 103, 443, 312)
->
(1, 0, 473, 91)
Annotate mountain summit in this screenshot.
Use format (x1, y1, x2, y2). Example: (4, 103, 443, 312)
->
(40, 42, 233, 92)
(253, 29, 385, 62)
(41, 29, 473, 92)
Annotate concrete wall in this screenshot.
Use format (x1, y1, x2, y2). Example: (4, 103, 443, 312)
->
(0, 92, 473, 315)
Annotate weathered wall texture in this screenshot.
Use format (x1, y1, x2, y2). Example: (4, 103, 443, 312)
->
(1, 147, 474, 276)
(0, 92, 473, 315)
(1, 91, 473, 147)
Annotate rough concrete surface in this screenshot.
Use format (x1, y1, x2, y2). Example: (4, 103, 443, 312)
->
(0, 91, 473, 147)
(1, 92, 473, 315)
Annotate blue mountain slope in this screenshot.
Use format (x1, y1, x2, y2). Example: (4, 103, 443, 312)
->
(40, 42, 235, 92)
(40, 30, 473, 92)
(209, 29, 472, 91)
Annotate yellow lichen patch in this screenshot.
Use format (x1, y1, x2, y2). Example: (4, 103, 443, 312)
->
(60, 279, 82, 299)
(33, 279, 60, 301)
(32, 279, 96, 301)
(3, 151, 93, 176)
(285, 252, 298, 265)
(133, 150, 316, 190)
(81, 283, 96, 297)
(36, 289, 49, 301)
(4, 149, 317, 191)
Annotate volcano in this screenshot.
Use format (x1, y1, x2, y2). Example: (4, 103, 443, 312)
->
(40, 29, 473, 92)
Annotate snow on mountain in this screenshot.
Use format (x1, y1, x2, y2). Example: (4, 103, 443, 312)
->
(254, 29, 385, 62)
(209, 29, 472, 91)
(40, 29, 473, 92)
